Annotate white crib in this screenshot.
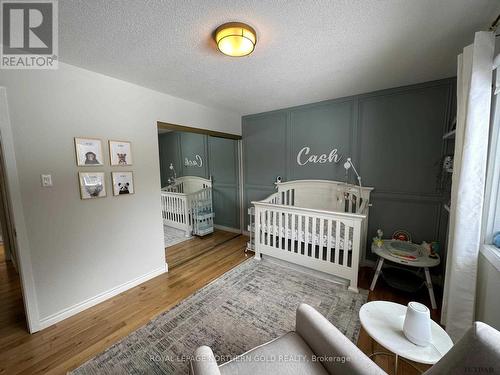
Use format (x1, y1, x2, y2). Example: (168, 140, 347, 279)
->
(249, 180, 373, 292)
(161, 176, 214, 237)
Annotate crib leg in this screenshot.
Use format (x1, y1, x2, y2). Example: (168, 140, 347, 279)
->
(348, 273, 359, 293)
(348, 284, 359, 293)
(254, 251, 261, 260)
(184, 230, 190, 237)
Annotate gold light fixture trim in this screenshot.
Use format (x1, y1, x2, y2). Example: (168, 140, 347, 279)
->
(214, 22, 257, 57)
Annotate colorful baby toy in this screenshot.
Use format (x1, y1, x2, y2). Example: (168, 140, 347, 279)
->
(493, 232, 500, 249)
(421, 241, 440, 259)
(373, 228, 384, 248)
(392, 230, 412, 242)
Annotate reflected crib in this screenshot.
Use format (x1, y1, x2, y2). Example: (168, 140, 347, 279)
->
(161, 176, 214, 237)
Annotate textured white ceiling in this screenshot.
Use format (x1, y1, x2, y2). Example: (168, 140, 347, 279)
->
(59, 0, 500, 115)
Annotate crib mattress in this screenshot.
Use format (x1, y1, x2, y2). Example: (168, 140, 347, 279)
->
(252, 223, 353, 251)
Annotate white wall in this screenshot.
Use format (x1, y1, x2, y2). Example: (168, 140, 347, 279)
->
(0, 63, 240, 331)
(476, 248, 500, 330)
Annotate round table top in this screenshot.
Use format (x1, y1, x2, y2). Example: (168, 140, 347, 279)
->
(359, 301, 453, 364)
(372, 240, 440, 267)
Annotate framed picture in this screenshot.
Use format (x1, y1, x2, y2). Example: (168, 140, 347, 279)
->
(109, 140, 133, 166)
(74, 137, 104, 166)
(78, 172, 106, 199)
(112, 171, 135, 196)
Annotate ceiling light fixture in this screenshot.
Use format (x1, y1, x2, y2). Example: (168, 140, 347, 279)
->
(214, 22, 256, 57)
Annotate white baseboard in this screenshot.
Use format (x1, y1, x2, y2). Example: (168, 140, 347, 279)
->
(214, 224, 241, 234)
(37, 264, 168, 331)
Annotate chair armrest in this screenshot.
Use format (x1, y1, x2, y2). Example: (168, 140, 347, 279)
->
(295, 303, 387, 375)
(423, 321, 500, 375)
(190, 346, 221, 375)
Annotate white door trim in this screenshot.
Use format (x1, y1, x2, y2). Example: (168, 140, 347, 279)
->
(238, 139, 244, 233)
(0, 87, 40, 332)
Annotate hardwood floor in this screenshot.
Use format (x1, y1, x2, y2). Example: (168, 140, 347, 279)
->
(0, 236, 442, 375)
(166, 229, 240, 268)
(0, 245, 27, 342)
(0, 234, 250, 374)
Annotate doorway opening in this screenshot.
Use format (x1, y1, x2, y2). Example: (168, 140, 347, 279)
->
(157, 122, 243, 268)
(0, 133, 28, 335)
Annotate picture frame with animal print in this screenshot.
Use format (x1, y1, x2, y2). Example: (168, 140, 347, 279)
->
(74, 137, 104, 166)
(109, 140, 133, 166)
(111, 171, 135, 196)
(78, 172, 107, 200)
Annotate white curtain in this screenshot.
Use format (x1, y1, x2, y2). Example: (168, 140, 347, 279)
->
(441, 31, 495, 341)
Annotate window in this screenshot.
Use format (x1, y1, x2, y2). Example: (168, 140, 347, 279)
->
(482, 68, 500, 247)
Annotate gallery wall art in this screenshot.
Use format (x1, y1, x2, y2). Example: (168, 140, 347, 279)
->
(79, 172, 106, 199)
(112, 171, 135, 196)
(75, 138, 135, 200)
(109, 140, 133, 166)
(74, 137, 104, 166)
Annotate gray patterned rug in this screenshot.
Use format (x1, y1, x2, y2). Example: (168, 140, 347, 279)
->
(72, 258, 368, 375)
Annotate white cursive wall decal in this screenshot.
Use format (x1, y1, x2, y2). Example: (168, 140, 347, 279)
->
(184, 154, 203, 168)
(296, 146, 343, 166)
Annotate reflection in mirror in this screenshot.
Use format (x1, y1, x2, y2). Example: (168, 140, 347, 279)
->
(157, 127, 241, 268)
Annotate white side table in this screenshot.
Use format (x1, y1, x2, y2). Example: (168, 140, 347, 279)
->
(360, 301, 453, 374)
(370, 240, 440, 309)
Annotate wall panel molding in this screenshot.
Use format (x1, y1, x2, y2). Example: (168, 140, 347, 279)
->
(244, 78, 454, 119)
(242, 78, 456, 261)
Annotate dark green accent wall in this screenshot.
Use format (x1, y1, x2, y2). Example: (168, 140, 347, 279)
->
(180, 132, 209, 178)
(158, 131, 240, 229)
(158, 132, 181, 187)
(209, 137, 240, 229)
(242, 78, 455, 264)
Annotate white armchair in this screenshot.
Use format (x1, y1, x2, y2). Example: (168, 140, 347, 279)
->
(190, 304, 500, 375)
(190, 303, 386, 375)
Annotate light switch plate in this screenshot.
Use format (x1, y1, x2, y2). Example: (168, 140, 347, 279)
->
(41, 174, 52, 187)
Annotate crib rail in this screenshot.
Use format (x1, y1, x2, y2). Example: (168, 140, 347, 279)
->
(165, 182, 184, 193)
(162, 176, 212, 194)
(276, 182, 372, 215)
(274, 180, 372, 262)
(263, 192, 282, 204)
(161, 191, 190, 236)
(253, 201, 364, 292)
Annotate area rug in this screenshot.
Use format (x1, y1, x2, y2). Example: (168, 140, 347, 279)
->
(72, 258, 368, 374)
(164, 224, 191, 248)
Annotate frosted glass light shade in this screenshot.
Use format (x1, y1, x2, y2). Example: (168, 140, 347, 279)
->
(215, 22, 256, 57)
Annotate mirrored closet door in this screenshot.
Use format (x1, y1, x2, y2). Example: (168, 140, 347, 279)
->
(157, 125, 241, 268)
